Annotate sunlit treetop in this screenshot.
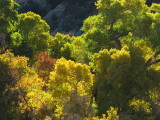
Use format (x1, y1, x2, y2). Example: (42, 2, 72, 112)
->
(48, 58, 95, 97)
(82, 0, 160, 51)
(0, 0, 19, 33)
(16, 12, 53, 52)
(0, 0, 19, 49)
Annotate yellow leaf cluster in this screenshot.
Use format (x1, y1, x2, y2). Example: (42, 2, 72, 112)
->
(48, 58, 95, 97)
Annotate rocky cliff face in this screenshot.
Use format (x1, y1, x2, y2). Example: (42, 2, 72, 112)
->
(45, 1, 97, 35)
(15, 0, 52, 16)
(15, 0, 97, 36)
(14, 0, 159, 36)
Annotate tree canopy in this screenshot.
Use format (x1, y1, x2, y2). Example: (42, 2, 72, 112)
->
(0, 0, 19, 48)
(1, 0, 160, 119)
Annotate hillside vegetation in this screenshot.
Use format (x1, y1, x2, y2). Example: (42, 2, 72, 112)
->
(0, 0, 160, 120)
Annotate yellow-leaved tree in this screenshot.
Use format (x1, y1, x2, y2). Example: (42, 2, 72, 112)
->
(48, 58, 95, 119)
(0, 51, 55, 120)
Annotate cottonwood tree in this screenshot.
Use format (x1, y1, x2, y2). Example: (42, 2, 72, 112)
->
(48, 58, 95, 119)
(82, 0, 160, 52)
(15, 12, 53, 55)
(0, 0, 19, 49)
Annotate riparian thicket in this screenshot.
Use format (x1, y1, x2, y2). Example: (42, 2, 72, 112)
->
(1, 0, 160, 119)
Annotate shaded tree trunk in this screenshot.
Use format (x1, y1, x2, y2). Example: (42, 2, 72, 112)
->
(115, 39, 121, 50)
(0, 33, 6, 48)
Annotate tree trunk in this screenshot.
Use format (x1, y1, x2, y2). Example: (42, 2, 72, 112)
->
(0, 33, 6, 48)
(115, 39, 121, 50)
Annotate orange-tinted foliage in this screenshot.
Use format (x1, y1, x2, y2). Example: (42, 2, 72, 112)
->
(35, 52, 56, 80)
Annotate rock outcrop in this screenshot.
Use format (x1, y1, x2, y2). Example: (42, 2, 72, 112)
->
(44, 1, 97, 35)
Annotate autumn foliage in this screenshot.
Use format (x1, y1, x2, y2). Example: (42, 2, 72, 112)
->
(1, 0, 160, 120)
(35, 52, 56, 81)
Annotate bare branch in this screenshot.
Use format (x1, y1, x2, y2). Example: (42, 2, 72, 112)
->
(146, 51, 160, 68)
(109, 19, 116, 31)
